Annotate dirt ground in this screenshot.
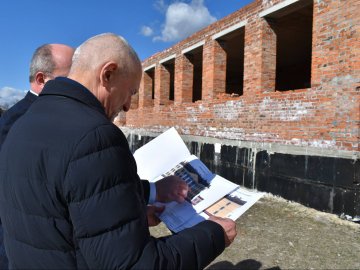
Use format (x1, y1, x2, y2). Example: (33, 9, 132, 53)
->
(150, 194, 360, 270)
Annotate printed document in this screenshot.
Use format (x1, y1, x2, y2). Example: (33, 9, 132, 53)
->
(134, 127, 263, 232)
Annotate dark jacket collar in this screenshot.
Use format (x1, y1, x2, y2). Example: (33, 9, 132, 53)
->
(40, 77, 106, 116)
(25, 90, 38, 102)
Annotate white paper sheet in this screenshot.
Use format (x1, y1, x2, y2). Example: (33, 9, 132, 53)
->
(133, 127, 264, 233)
(134, 127, 190, 181)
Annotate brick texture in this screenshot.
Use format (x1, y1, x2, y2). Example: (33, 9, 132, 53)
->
(118, 0, 360, 152)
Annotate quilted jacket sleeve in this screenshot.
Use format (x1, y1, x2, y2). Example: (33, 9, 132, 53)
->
(64, 124, 225, 269)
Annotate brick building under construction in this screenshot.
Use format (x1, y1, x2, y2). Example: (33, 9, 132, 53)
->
(116, 0, 360, 218)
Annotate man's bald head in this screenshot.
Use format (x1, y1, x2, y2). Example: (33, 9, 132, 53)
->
(68, 33, 142, 120)
(69, 33, 141, 78)
(29, 43, 74, 94)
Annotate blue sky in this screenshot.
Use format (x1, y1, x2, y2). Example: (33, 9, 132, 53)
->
(0, 0, 252, 108)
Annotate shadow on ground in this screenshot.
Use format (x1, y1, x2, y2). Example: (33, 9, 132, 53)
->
(207, 259, 281, 270)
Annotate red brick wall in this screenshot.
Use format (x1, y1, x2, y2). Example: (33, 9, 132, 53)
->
(175, 54, 193, 104)
(117, 0, 360, 152)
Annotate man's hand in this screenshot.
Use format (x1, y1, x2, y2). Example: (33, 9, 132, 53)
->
(155, 175, 189, 203)
(208, 215, 237, 247)
(147, 205, 165, 227)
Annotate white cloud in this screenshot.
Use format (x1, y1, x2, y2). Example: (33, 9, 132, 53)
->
(154, 0, 217, 42)
(154, 0, 167, 12)
(0, 87, 26, 109)
(141, 26, 154, 37)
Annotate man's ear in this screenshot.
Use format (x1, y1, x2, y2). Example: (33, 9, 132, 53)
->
(100, 62, 118, 88)
(34, 72, 46, 87)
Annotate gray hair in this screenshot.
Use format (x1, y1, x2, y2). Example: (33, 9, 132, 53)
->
(29, 44, 55, 82)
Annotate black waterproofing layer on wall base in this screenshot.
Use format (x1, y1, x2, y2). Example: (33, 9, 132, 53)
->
(127, 133, 360, 217)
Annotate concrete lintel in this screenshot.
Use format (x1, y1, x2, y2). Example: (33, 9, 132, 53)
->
(182, 40, 205, 54)
(121, 127, 360, 160)
(143, 64, 156, 72)
(159, 54, 176, 64)
(259, 0, 299, 17)
(212, 20, 247, 40)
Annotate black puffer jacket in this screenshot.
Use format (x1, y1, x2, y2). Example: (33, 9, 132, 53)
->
(0, 77, 225, 269)
(0, 91, 37, 151)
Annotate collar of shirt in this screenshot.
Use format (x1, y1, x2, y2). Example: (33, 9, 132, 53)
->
(29, 90, 39, 96)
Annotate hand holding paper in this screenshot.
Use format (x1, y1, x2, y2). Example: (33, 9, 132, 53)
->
(208, 214, 237, 247)
(134, 127, 263, 233)
(147, 205, 165, 227)
(155, 175, 189, 203)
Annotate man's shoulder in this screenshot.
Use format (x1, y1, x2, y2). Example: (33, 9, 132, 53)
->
(65, 121, 130, 168)
(43, 98, 125, 148)
(79, 121, 127, 147)
(1, 92, 35, 117)
(0, 92, 35, 130)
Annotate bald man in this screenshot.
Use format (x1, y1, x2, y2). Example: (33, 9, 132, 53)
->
(0, 43, 74, 269)
(0, 33, 236, 269)
(0, 43, 74, 150)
